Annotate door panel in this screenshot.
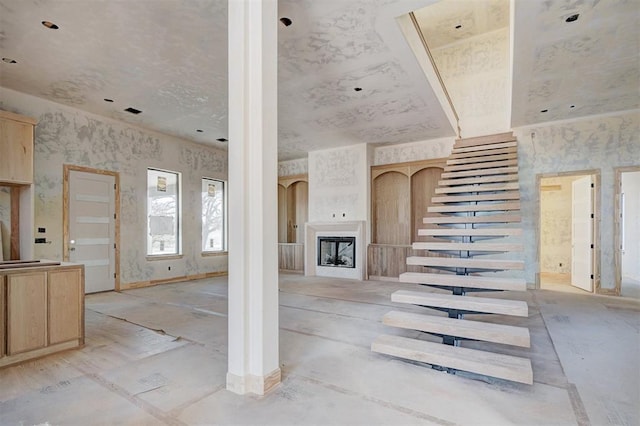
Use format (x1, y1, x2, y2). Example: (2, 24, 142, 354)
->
(69, 170, 116, 293)
(571, 175, 593, 292)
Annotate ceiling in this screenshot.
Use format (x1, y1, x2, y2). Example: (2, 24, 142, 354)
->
(0, 0, 638, 161)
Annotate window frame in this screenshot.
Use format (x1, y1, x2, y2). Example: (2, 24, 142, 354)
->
(201, 177, 227, 254)
(146, 167, 182, 257)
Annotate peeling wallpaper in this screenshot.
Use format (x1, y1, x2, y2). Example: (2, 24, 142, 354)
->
(515, 110, 640, 289)
(0, 87, 228, 285)
(373, 137, 455, 165)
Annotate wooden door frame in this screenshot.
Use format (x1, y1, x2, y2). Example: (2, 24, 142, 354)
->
(536, 170, 600, 293)
(63, 165, 121, 291)
(614, 165, 640, 296)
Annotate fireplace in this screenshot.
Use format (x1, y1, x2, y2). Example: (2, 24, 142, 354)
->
(318, 237, 356, 268)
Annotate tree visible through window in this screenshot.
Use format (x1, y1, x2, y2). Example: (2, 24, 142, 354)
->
(147, 168, 181, 255)
(202, 178, 226, 252)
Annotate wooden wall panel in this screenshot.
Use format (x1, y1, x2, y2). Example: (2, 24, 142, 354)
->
(294, 181, 308, 243)
(7, 272, 47, 355)
(373, 172, 410, 245)
(278, 243, 304, 271)
(48, 269, 82, 345)
(412, 167, 444, 242)
(278, 185, 287, 243)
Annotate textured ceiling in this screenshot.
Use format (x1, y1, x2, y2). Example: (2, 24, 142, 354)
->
(0, 0, 638, 161)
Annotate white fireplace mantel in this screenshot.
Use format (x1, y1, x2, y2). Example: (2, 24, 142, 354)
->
(305, 221, 366, 280)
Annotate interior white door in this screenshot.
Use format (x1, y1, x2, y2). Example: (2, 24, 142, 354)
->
(571, 175, 593, 292)
(69, 170, 116, 293)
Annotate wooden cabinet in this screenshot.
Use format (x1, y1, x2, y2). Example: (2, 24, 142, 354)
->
(48, 269, 83, 345)
(0, 110, 36, 185)
(7, 272, 47, 354)
(0, 262, 84, 367)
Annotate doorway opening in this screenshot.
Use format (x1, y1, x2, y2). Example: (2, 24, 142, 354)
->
(537, 171, 600, 294)
(615, 166, 640, 298)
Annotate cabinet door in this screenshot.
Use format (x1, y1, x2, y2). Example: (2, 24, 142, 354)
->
(7, 272, 47, 354)
(0, 117, 34, 184)
(48, 269, 82, 345)
(1, 276, 5, 358)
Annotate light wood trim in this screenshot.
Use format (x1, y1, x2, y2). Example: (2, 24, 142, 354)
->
(383, 311, 530, 347)
(63, 165, 120, 291)
(371, 158, 447, 181)
(541, 185, 562, 191)
(427, 202, 521, 213)
(121, 270, 227, 290)
(391, 290, 529, 316)
(423, 214, 521, 224)
(0, 340, 80, 368)
(450, 146, 517, 159)
(441, 166, 518, 179)
(0, 110, 37, 125)
(444, 159, 518, 172)
(372, 334, 533, 384)
(412, 242, 523, 252)
(453, 132, 515, 148)
(399, 271, 527, 291)
(452, 141, 517, 154)
(278, 174, 308, 189)
(446, 153, 517, 166)
(439, 174, 519, 186)
(418, 228, 522, 237)
(407, 256, 524, 270)
(0, 276, 4, 358)
(614, 166, 640, 296)
(9, 187, 20, 260)
(435, 182, 519, 194)
(431, 191, 520, 203)
(48, 268, 83, 345)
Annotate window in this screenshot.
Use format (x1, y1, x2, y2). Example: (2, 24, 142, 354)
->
(147, 168, 181, 255)
(202, 178, 226, 252)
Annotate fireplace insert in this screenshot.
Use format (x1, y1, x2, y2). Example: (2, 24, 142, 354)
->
(317, 236, 355, 268)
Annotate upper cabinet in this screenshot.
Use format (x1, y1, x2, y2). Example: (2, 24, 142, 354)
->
(0, 110, 37, 185)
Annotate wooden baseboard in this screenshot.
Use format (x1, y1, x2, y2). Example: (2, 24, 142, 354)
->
(122, 271, 228, 290)
(0, 340, 81, 369)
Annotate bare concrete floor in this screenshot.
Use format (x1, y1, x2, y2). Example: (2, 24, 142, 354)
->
(1, 273, 638, 425)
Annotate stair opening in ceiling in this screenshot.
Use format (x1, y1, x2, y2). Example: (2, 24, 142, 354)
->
(399, 0, 512, 139)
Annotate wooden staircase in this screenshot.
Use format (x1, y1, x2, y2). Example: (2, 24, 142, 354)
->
(371, 132, 533, 385)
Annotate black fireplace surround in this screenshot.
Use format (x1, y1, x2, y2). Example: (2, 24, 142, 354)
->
(317, 236, 356, 268)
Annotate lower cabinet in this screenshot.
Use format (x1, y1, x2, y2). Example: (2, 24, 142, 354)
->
(1, 263, 84, 367)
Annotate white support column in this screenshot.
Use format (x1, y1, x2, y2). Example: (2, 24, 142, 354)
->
(226, 0, 280, 396)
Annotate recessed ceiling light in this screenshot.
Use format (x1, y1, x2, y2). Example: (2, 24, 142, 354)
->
(540, 109, 548, 113)
(455, 24, 462, 29)
(216, 138, 228, 142)
(565, 13, 579, 23)
(42, 21, 59, 29)
(103, 98, 114, 103)
(196, 129, 203, 133)
(280, 17, 292, 27)
(570, 105, 575, 109)
(124, 107, 142, 115)
(2, 57, 17, 64)
(354, 87, 363, 92)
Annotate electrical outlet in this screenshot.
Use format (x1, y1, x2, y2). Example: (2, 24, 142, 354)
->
(559, 262, 563, 267)
(38, 227, 46, 233)
(35, 238, 46, 244)
(168, 266, 171, 271)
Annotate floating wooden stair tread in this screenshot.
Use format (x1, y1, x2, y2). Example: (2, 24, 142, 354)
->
(406, 256, 524, 270)
(399, 272, 526, 291)
(452, 141, 517, 154)
(439, 174, 519, 186)
(423, 214, 521, 224)
(418, 228, 522, 237)
(431, 192, 520, 203)
(453, 132, 516, 148)
(446, 153, 517, 166)
(450, 146, 517, 159)
(391, 290, 529, 317)
(371, 334, 533, 384)
(435, 182, 519, 194)
(382, 311, 530, 347)
(413, 241, 522, 252)
(444, 159, 518, 172)
(441, 166, 518, 179)
(428, 202, 521, 213)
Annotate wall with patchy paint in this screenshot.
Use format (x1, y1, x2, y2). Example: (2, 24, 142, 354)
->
(373, 136, 454, 165)
(515, 110, 640, 290)
(0, 87, 228, 286)
(278, 158, 308, 177)
(432, 27, 510, 138)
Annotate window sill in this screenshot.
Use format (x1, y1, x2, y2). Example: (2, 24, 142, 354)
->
(146, 254, 183, 261)
(201, 251, 228, 257)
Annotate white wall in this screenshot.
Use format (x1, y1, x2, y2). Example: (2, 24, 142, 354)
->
(278, 158, 308, 177)
(432, 28, 510, 138)
(308, 143, 370, 223)
(515, 110, 640, 290)
(373, 136, 454, 165)
(0, 87, 228, 286)
(622, 171, 640, 281)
